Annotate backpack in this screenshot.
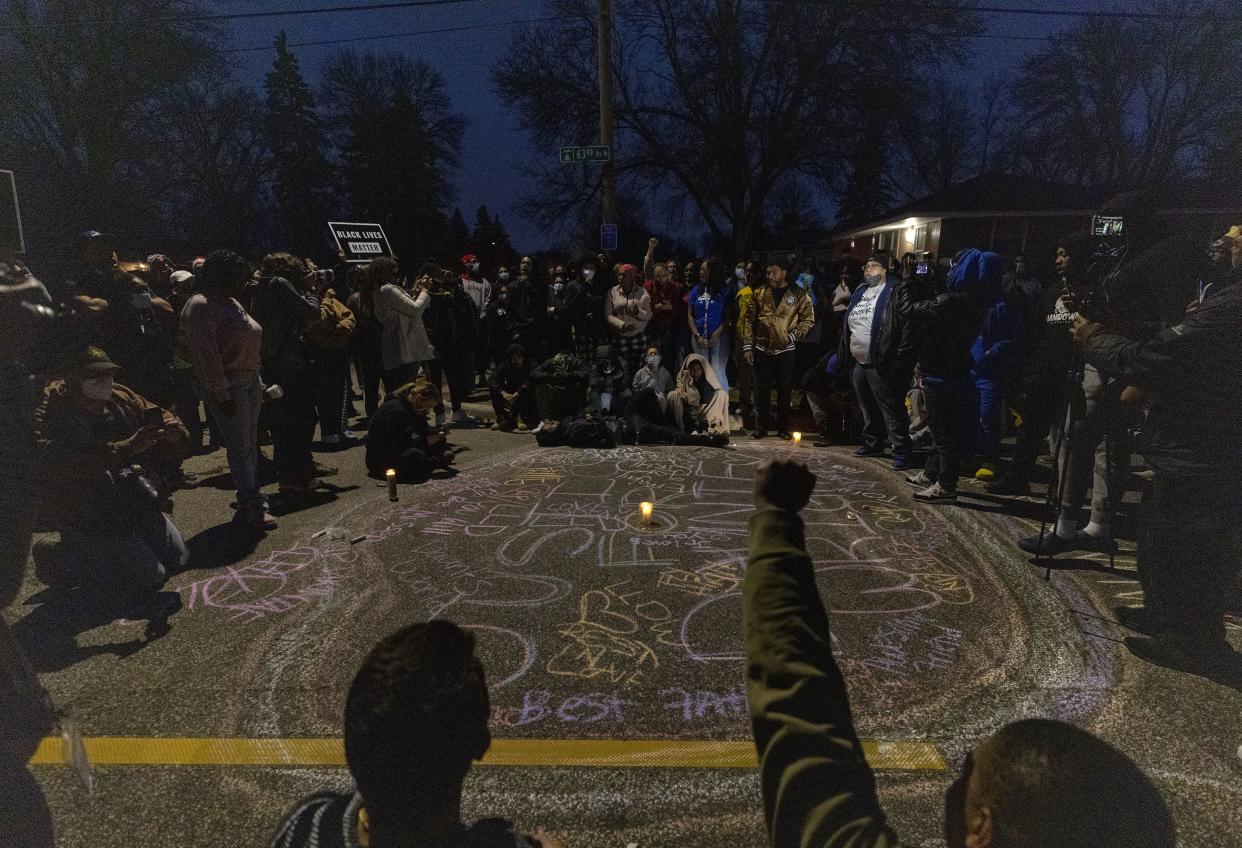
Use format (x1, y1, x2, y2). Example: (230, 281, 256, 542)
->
(304, 292, 357, 350)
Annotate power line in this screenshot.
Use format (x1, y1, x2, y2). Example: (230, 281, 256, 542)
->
(0, 0, 499, 31)
(226, 14, 570, 53)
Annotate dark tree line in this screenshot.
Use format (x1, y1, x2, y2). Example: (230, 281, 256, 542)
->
(0, 1, 484, 273)
(498, 0, 1242, 250)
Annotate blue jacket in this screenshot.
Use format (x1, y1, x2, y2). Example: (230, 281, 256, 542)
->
(961, 250, 1023, 381)
(689, 284, 731, 337)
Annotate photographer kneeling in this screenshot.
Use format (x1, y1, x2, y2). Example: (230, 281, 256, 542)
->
(34, 347, 190, 596)
(1072, 283, 1242, 669)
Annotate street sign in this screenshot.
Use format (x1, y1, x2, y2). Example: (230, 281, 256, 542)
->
(560, 146, 611, 164)
(600, 224, 619, 252)
(0, 169, 25, 255)
(328, 221, 393, 263)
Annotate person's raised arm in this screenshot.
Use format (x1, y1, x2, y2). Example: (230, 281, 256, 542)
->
(644, 237, 658, 281)
(745, 459, 899, 848)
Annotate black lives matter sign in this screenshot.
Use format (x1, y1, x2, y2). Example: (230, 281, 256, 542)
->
(328, 221, 393, 263)
(0, 170, 25, 254)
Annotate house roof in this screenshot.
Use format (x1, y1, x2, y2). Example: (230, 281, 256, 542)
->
(829, 174, 1242, 242)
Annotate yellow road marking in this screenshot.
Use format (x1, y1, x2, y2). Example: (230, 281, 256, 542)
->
(32, 737, 944, 771)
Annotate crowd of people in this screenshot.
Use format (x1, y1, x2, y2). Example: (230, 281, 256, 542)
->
(0, 208, 1238, 845)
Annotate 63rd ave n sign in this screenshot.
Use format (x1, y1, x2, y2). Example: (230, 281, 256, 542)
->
(560, 146, 611, 164)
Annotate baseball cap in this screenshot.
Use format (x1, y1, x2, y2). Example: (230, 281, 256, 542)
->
(461, 253, 478, 265)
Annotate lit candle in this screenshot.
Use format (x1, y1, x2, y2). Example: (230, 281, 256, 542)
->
(386, 469, 398, 502)
(640, 501, 654, 525)
(791, 431, 802, 445)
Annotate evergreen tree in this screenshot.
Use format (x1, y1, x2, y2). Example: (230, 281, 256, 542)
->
(321, 49, 464, 265)
(264, 31, 336, 258)
(447, 207, 472, 263)
(487, 213, 516, 267)
(837, 121, 894, 228)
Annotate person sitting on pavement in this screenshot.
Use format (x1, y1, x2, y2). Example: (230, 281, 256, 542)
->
(364, 381, 456, 481)
(488, 344, 539, 432)
(630, 344, 673, 401)
(744, 457, 1176, 848)
(270, 620, 562, 848)
(666, 353, 730, 437)
(33, 346, 191, 596)
(532, 349, 592, 428)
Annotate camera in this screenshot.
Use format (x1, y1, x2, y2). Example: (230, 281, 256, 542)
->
(115, 464, 162, 510)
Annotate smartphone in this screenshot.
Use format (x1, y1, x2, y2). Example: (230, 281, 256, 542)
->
(142, 407, 165, 428)
(916, 261, 929, 275)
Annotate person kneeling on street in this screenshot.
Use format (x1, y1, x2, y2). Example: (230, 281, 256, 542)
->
(532, 349, 592, 428)
(270, 620, 563, 848)
(745, 457, 1175, 848)
(488, 344, 539, 432)
(34, 346, 190, 597)
(365, 381, 456, 481)
(667, 353, 730, 437)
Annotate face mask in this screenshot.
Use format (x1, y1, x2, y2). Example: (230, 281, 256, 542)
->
(583, 269, 595, 282)
(498, 272, 510, 282)
(735, 267, 745, 280)
(865, 272, 884, 287)
(645, 354, 661, 368)
(81, 375, 114, 401)
(471, 262, 480, 272)
(553, 281, 565, 293)
(796, 273, 811, 287)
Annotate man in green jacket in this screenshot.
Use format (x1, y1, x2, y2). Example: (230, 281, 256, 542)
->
(744, 458, 1175, 848)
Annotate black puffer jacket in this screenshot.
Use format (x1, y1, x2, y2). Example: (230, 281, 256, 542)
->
(1083, 283, 1242, 476)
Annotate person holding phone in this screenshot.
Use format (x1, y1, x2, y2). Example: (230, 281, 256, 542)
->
(33, 346, 190, 597)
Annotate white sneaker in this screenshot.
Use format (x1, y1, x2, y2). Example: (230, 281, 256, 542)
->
(913, 482, 957, 504)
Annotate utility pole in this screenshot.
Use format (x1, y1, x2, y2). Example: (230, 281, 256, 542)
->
(597, 0, 617, 232)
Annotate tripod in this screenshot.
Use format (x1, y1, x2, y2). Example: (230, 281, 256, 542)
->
(1035, 354, 1119, 579)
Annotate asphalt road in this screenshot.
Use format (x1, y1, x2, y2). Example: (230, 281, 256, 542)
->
(10, 405, 1242, 848)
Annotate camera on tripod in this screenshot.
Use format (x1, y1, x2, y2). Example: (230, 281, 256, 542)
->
(1075, 215, 1130, 323)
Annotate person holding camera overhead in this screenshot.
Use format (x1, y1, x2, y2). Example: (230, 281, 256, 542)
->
(33, 346, 190, 598)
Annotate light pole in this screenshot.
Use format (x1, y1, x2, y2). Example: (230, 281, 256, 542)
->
(597, 0, 618, 235)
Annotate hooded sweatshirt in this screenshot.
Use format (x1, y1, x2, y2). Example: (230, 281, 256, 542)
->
(668, 353, 729, 434)
(907, 249, 990, 379)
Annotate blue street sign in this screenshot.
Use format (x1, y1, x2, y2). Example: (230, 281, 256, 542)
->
(600, 224, 619, 252)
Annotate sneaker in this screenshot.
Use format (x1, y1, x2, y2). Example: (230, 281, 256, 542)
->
(974, 461, 997, 481)
(1016, 529, 1082, 556)
(892, 454, 911, 471)
(985, 474, 1030, 496)
(321, 433, 343, 446)
(451, 410, 481, 426)
(913, 482, 957, 503)
(311, 462, 339, 479)
(751, 428, 769, 440)
(905, 471, 932, 487)
(854, 445, 885, 457)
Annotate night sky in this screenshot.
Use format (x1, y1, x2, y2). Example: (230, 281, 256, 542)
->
(222, 0, 1068, 251)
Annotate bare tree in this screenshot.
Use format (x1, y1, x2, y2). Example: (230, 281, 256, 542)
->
(1008, 2, 1242, 188)
(495, 0, 975, 254)
(0, 0, 220, 256)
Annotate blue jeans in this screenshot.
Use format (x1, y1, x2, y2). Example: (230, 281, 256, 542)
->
(52, 511, 187, 593)
(206, 375, 268, 513)
(972, 374, 1005, 462)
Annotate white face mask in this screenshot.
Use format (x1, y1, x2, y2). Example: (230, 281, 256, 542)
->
(645, 354, 661, 368)
(735, 267, 745, 279)
(498, 272, 510, 282)
(81, 375, 115, 401)
(583, 269, 596, 282)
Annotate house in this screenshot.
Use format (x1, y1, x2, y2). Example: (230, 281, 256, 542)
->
(827, 174, 1240, 268)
